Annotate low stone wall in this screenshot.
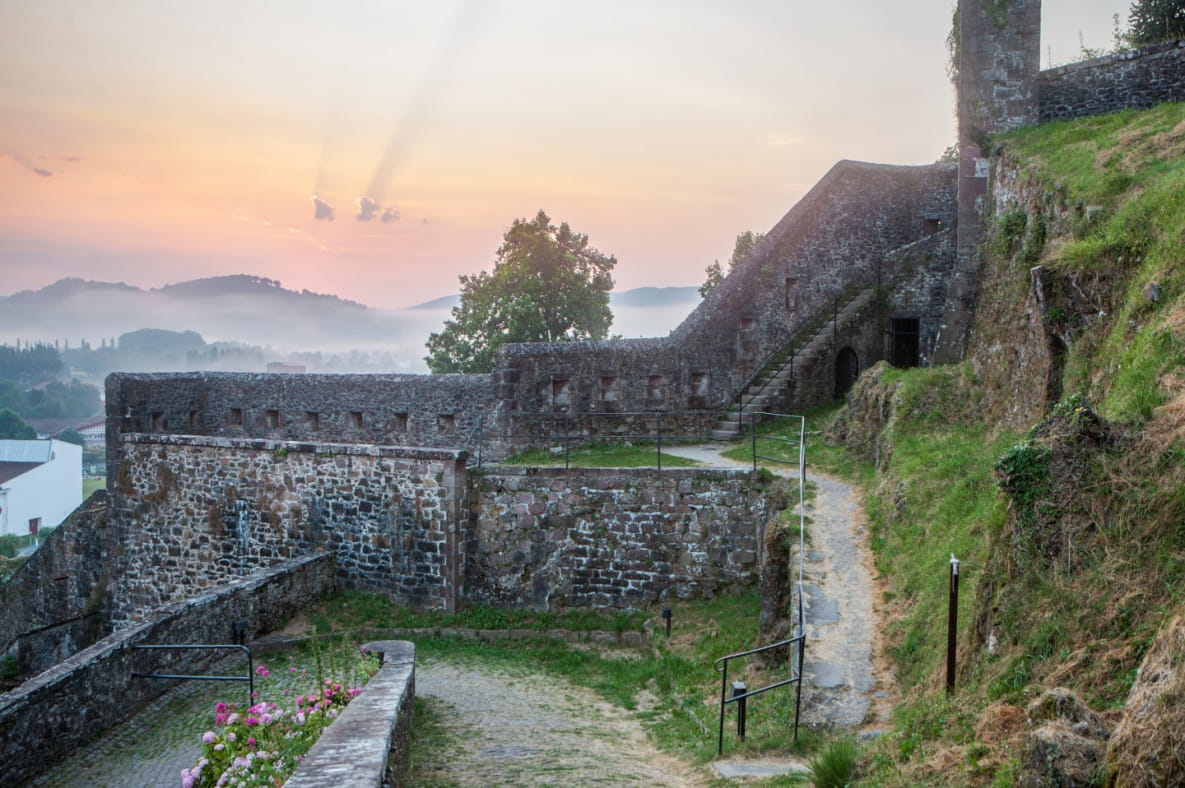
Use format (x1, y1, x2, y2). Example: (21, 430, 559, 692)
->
(1040, 41, 1185, 123)
(285, 640, 415, 788)
(468, 467, 771, 609)
(0, 554, 335, 788)
(109, 435, 466, 625)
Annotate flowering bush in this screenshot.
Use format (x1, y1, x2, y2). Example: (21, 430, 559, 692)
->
(182, 643, 379, 788)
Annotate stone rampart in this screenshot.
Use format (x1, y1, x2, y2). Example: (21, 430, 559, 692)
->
(109, 436, 466, 624)
(468, 467, 771, 609)
(106, 371, 493, 470)
(1040, 41, 1185, 123)
(0, 492, 111, 677)
(0, 554, 334, 788)
(496, 161, 957, 438)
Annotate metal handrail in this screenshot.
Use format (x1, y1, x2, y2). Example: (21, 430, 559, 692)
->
(132, 644, 255, 706)
(714, 410, 808, 755)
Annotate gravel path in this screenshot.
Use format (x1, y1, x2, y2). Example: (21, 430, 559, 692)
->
(412, 659, 706, 787)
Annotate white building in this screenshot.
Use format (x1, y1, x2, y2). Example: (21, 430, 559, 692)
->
(0, 440, 82, 537)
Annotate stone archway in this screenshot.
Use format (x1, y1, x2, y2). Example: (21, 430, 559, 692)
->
(835, 346, 860, 399)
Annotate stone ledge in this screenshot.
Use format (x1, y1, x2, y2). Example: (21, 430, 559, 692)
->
(119, 432, 468, 461)
(284, 640, 415, 788)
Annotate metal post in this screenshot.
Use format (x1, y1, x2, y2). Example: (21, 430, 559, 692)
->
(656, 413, 663, 471)
(661, 607, 672, 638)
(947, 554, 959, 695)
(732, 681, 748, 741)
(751, 413, 757, 471)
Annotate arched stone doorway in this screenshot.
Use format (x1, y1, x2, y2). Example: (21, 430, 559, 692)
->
(835, 347, 860, 399)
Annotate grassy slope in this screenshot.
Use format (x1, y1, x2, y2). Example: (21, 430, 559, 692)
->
(835, 102, 1185, 786)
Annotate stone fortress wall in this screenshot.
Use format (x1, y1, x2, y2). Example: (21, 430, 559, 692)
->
(1040, 40, 1185, 123)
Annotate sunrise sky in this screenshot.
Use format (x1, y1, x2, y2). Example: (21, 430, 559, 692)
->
(1, 1, 1129, 310)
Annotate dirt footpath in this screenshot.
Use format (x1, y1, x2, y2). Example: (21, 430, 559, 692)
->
(412, 659, 707, 787)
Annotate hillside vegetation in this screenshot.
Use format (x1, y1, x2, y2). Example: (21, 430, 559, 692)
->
(827, 101, 1185, 786)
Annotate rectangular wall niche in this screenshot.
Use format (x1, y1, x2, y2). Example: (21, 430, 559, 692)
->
(305, 411, 320, 431)
(646, 375, 668, 405)
(438, 414, 456, 434)
(228, 408, 244, 427)
(150, 412, 165, 431)
(551, 378, 572, 411)
(785, 277, 799, 311)
(389, 413, 408, 432)
(265, 409, 281, 429)
(599, 376, 620, 402)
(348, 411, 364, 429)
(188, 410, 200, 430)
(689, 372, 711, 409)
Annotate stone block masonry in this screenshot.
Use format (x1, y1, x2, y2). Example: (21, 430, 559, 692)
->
(1040, 41, 1185, 123)
(468, 467, 771, 610)
(109, 435, 467, 625)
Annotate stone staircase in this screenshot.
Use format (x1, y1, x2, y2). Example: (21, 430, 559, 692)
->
(711, 288, 875, 440)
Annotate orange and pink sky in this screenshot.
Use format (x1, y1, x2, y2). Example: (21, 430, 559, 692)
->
(1, 1, 1128, 310)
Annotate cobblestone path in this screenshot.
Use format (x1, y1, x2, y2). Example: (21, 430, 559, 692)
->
(412, 658, 706, 787)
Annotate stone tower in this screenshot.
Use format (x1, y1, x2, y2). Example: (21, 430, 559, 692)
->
(933, 0, 1042, 362)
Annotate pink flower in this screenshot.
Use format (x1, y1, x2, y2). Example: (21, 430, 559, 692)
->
(255, 664, 270, 678)
(181, 770, 195, 788)
(202, 731, 216, 744)
(247, 737, 257, 746)
(289, 667, 297, 674)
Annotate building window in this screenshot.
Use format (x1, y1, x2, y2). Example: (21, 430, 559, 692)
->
(265, 410, 281, 429)
(150, 412, 165, 431)
(740, 317, 756, 331)
(306, 411, 320, 431)
(229, 408, 244, 427)
(188, 410, 200, 430)
(785, 277, 798, 311)
(924, 215, 943, 233)
(390, 413, 408, 432)
(438, 414, 456, 434)
(348, 411, 364, 429)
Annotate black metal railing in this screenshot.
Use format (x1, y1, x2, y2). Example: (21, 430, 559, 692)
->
(714, 410, 807, 755)
(131, 644, 255, 706)
(470, 409, 722, 469)
(714, 593, 806, 755)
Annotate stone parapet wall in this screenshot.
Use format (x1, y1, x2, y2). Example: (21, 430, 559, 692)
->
(110, 435, 466, 624)
(1040, 41, 1185, 123)
(468, 467, 770, 609)
(0, 554, 334, 788)
(106, 372, 493, 471)
(0, 492, 111, 677)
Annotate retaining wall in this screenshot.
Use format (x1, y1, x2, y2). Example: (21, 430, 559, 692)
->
(109, 436, 466, 625)
(468, 467, 771, 609)
(1040, 41, 1185, 123)
(0, 554, 335, 788)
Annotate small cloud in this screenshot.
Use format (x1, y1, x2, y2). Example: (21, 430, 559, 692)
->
(310, 195, 335, 221)
(380, 207, 400, 223)
(766, 133, 801, 148)
(60, 156, 82, 163)
(32, 168, 53, 178)
(355, 196, 381, 221)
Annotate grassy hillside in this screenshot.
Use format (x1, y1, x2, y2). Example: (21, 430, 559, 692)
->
(823, 101, 1185, 786)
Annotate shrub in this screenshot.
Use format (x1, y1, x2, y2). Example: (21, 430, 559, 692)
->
(809, 735, 860, 788)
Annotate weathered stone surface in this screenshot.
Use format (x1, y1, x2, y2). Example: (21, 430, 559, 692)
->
(1040, 41, 1185, 123)
(286, 640, 415, 788)
(0, 554, 334, 788)
(467, 467, 771, 609)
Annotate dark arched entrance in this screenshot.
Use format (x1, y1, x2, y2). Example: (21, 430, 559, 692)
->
(835, 347, 860, 399)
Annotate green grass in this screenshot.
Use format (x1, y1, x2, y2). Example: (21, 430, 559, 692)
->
(299, 590, 648, 634)
(293, 589, 816, 765)
(83, 478, 105, 499)
(499, 442, 702, 468)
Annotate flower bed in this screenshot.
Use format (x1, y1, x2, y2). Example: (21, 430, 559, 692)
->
(182, 642, 379, 788)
